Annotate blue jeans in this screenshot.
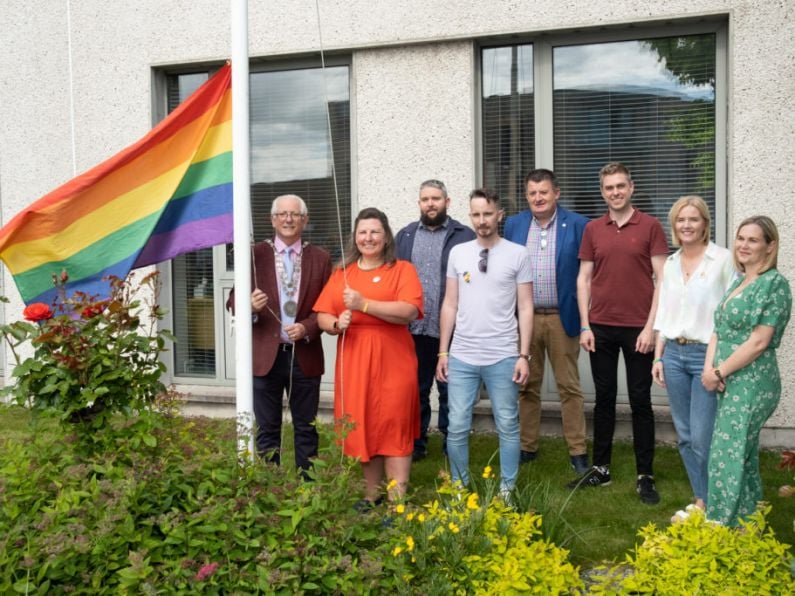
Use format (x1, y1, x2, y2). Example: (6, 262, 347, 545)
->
(447, 356, 520, 491)
(662, 340, 716, 503)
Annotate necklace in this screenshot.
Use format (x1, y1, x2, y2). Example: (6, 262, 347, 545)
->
(266, 239, 305, 317)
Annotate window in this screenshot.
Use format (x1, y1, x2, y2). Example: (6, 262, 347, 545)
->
(165, 62, 351, 381)
(481, 45, 534, 216)
(480, 26, 724, 406)
(481, 30, 721, 242)
(553, 35, 717, 231)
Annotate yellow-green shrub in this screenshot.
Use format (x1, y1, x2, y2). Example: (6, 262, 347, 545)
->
(591, 506, 792, 595)
(382, 469, 583, 594)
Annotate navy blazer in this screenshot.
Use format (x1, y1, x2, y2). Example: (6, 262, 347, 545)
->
(504, 205, 589, 337)
(396, 217, 475, 316)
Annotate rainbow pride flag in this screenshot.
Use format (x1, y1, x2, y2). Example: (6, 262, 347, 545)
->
(0, 63, 232, 305)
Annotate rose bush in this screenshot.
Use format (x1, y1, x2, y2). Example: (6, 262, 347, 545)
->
(1, 271, 172, 447)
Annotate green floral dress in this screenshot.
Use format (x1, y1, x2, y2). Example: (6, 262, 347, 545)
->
(706, 269, 792, 526)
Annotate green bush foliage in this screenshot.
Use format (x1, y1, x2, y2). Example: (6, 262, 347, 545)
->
(1, 273, 170, 446)
(0, 408, 385, 593)
(590, 506, 793, 595)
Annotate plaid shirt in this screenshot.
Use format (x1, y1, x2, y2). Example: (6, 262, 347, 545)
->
(527, 211, 558, 308)
(408, 219, 449, 337)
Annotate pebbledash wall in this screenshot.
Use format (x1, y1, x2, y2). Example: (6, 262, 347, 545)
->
(0, 1, 793, 445)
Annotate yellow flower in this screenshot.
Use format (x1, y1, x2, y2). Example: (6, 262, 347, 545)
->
(395, 504, 406, 515)
(418, 513, 426, 523)
(406, 512, 415, 521)
(386, 479, 398, 491)
(392, 546, 403, 556)
(482, 466, 493, 479)
(448, 522, 460, 534)
(406, 536, 415, 551)
(467, 493, 479, 510)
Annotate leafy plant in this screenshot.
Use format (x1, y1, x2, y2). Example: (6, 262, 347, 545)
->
(381, 468, 583, 594)
(590, 506, 793, 595)
(0, 409, 386, 593)
(0, 272, 171, 445)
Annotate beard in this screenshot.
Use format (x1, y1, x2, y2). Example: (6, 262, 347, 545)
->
(420, 207, 448, 227)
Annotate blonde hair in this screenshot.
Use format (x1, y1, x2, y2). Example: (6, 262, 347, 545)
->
(734, 215, 779, 273)
(668, 195, 711, 247)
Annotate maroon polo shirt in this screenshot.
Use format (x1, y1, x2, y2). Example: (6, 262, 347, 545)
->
(579, 209, 668, 327)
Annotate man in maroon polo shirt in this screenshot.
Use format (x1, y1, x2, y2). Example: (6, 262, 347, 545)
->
(568, 162, 668, 505)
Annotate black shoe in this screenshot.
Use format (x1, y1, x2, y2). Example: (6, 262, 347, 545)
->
(353, 496, 384, 513)
(520, 450, 537, 464)
(412, 447, 428, 462)
(566, 466, 611, 489)
(570, 454, 590, 476)
(637, 475, 660, 505)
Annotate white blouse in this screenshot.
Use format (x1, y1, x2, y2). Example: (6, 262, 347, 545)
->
(653, 242, 736, 344)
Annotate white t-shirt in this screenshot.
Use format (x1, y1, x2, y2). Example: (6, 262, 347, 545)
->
(447, 238, 533, 365)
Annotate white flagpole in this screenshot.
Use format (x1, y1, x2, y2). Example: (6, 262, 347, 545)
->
(231, 0, 254, 457)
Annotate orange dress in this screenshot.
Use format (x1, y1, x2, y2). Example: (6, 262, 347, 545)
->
(314, 260, 423, 462)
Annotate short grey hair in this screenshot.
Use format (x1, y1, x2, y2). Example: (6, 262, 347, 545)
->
(271, 194, 308, 215)
(419, 179, 448, 198)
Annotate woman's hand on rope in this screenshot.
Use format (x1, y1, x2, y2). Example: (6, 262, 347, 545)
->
(342, 287, 365, 311)
(337, 309, 353, 331)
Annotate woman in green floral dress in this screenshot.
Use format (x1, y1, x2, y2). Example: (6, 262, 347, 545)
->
(701, 216, 792, 526)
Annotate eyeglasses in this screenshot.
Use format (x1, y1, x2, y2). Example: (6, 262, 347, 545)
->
(478, 248, 489, 273)
(540, 228, 548, 250)
(273, 211, 305, 220)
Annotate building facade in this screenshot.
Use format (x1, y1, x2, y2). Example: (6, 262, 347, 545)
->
(1, 1, 793, 444)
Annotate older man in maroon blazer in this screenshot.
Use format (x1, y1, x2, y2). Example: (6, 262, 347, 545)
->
(228, 194, 332, 472)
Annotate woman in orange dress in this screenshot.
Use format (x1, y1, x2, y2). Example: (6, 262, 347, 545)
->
(314, 207, 423, 505)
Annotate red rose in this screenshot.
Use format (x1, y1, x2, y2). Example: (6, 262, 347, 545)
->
(23, 303, 54, 322)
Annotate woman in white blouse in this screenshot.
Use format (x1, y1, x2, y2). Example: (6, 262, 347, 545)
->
(652, 196, 735, 522)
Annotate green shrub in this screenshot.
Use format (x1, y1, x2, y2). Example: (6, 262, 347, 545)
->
(590, 506, 793, 595)
(1, 273, 170, 449)
(381, 467, 584, 594)
(0, 408, 386, 593)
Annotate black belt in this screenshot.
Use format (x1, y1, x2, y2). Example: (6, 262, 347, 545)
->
(278, 343, 294, 352)
(535, 307, 559, 315)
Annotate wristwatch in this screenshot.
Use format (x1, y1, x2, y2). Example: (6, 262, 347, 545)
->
(519, 353, 532, 362)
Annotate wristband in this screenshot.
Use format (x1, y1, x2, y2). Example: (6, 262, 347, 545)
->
(713, 368, 725, 382)
(519, 353, 532, 362)
(362, 301, 369, 314)
(580, 327, 591, 333)
(438, 352, 449, 357)
(333, 320, 339, 331)
(653, 358, 662, 364)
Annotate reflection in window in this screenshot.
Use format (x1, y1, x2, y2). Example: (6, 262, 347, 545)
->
(553, 35, 716, 237)
(481, 45, 534, 215)
(240, 66, 351, 267)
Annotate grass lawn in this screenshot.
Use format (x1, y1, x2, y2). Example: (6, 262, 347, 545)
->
(1, 406, 792, 569)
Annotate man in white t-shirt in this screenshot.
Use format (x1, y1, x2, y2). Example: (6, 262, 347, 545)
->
(436, 188, 534, 495)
